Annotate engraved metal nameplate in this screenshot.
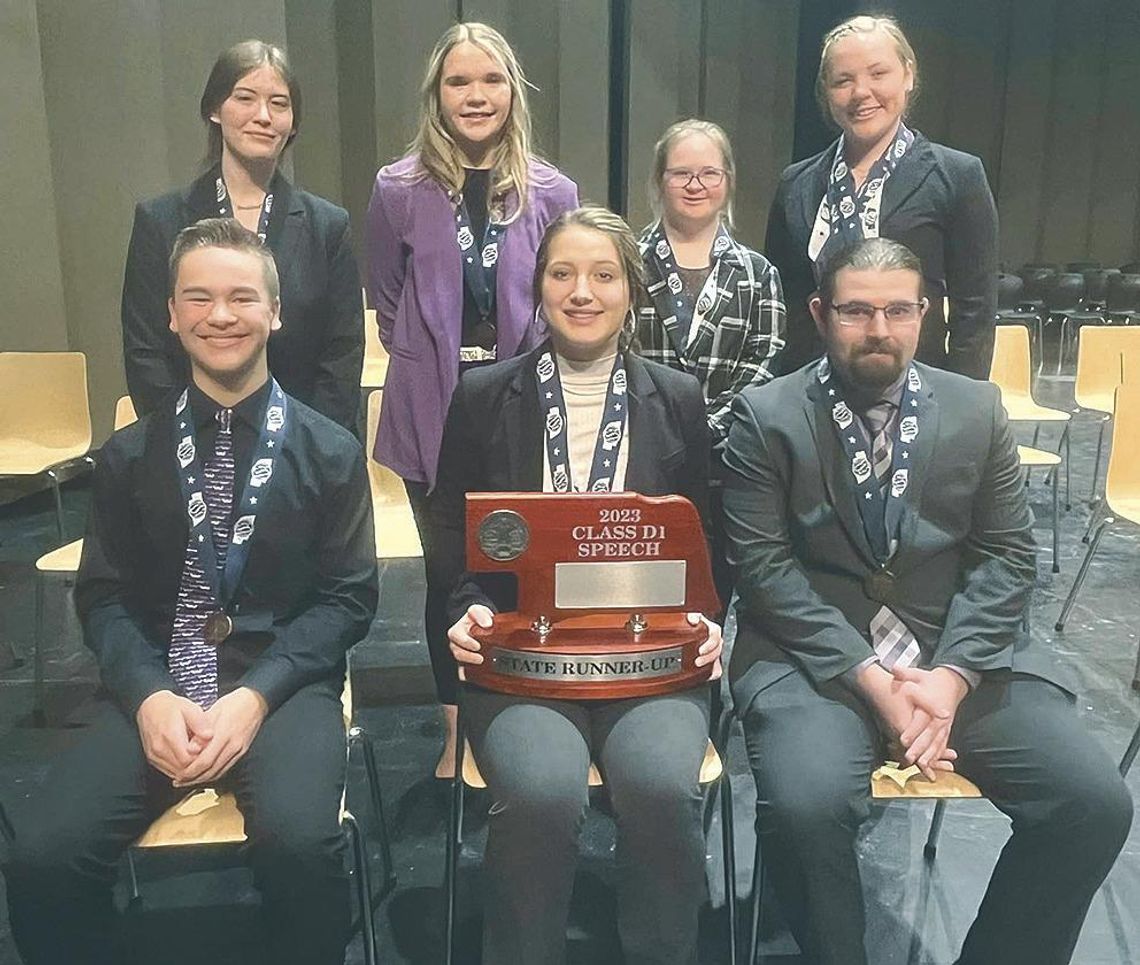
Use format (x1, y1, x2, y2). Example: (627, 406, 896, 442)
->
(489, 646, 685, 682)
(553, 560, 687, 610)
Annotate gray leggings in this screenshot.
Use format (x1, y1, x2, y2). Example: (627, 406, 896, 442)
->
(463, 685, 711, 965)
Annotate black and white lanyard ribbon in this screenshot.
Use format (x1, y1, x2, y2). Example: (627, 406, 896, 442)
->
(809, 122, 915, 264)
(535, 348, 628, 493)
(173, 379, 288, 612)
(817, 356, 923, 562)
(645, 222, 733, 353)
(452, 191, 505, 322)
(215, 176, 274, 243)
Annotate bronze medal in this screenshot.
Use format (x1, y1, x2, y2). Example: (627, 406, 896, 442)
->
(864, 570, 895, 604)
(203, 612, 233, 646)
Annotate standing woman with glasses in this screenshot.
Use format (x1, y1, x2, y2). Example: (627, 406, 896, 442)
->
(366, 22, 578, 777)
(765, 15, 997, 378)
(638, 118, 785, 612)
(121, 39, 364, 431)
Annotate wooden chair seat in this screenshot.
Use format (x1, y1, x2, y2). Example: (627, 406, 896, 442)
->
(871, 763, 983, 800)
(1017, 445, 1061, 468)
(36, 538, 83, 573)
(460, 737, 723, 790)
(361, 310, 389, 389)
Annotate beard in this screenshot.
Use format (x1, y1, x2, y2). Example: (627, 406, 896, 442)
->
(843, 337, 907, 394)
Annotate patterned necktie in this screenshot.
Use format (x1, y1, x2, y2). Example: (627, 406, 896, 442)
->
(862, 400, 920, 669)
(863, 401, 896, 491)
(168, 408, 234, 707)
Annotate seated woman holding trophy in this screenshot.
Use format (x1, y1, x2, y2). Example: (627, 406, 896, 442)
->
(435, 205, 724, 965)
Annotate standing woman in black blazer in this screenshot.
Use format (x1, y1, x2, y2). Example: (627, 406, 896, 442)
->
(436, 206, 723, 964)
(767, 15, 998, 378)
(121, 40, 363, 430)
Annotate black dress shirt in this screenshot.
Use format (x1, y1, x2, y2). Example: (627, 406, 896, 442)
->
(76, 382, 378, 716)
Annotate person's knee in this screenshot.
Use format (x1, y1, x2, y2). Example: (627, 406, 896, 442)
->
(6, 819, 101, 893)
(1051, 766, 1134, 857)
(486, 756, 589, 841)
(754, 766, 867, 842)
(610, 762, 702, 827)
(248, 809, 344, 880)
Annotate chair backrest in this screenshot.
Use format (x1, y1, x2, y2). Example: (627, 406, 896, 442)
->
(1106, 381, 1140, 508)
(1082, 268, 1114, 304)
(114, 395, 137, 431)
(997, 272, 1024, 310)
(1044, 272, 1085, 313)
(1018, 265, 1055, 301)
(1107, 273, 1140, 313)
(1075, 327, 1140, 413)
(1066, 260, 1100, 273)
(1120, 261, 1140, 275)
(989, 325, 1033, 400)
(0, 352, 91, 451)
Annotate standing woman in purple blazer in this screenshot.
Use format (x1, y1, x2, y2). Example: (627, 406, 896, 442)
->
(366, 22, 578, 777)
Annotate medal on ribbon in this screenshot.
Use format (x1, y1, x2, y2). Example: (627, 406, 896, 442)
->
(535, 345, 628, 493)
(173, 380, 289, 645)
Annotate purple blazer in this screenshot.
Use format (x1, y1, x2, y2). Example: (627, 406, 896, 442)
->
(365, 154, 579, 485)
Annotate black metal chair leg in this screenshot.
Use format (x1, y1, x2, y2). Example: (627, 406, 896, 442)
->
(1083, 500, 1105, 544)
(45, 469, 65, 543)
(355, 726, 397, 897)
(127, 848, 141, 903)
(1062, 423, 1072, 511)
(0, 799, 14, 845)
(33, 569, 46, 726)
(344, 811, 378, 965)
(923, 800, 946, 862)
(1056, 518, 1113, 631)
(1051, 457, 1060, 574)
(748, 832, 763, 965)
(720, 770, 738, 965)
(444, 694, 467, 965)
(1119, 719, 1140, 778)
(1089, 418, 1108, 505)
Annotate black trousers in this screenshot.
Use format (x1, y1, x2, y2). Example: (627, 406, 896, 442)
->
(741, 671, 1133, 965)
(404, 479, 458, 704)
(463, 685, 711, 965)
(5, 681, 349, 965)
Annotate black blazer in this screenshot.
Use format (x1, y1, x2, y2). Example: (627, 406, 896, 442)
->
(766, 133, 998, 379)
(722, 361, 1070, 715)
(121, 169, 364, 430)
(75, 394, 378, 716)
(431, 344, 711, 625)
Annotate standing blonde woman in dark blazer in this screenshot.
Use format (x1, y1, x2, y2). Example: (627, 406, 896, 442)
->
(766, 15, 998, 378)
(366, 22, 578, 776)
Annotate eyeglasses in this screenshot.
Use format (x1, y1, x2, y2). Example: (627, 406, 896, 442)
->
(663, 166, 727, 190)
(830, 300, 926, 327)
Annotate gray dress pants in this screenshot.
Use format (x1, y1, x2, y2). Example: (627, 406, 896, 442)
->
(463, 685, 711, 965)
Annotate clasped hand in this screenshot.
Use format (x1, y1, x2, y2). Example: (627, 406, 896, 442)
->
(135, 687, 268, 787)
(856, 663, 969, 781)
(448, 605, 725, 681)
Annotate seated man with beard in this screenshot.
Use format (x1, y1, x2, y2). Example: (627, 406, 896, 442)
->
(722, 236, 1131, 965)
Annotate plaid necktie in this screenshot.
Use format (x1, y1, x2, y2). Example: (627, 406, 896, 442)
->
(863, 400, 896, 491)
(168, 408, 234, 707)
(862, 401, 920, 668)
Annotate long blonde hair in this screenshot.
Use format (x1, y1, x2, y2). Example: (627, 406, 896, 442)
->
(409, 22, 537, 223)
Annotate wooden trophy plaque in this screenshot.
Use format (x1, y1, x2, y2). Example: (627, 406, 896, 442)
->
(463, 492, 720, 700)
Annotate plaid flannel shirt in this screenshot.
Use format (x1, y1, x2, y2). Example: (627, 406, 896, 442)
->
(636, 223, 786, 443)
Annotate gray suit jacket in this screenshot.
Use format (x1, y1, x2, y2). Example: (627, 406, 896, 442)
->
(723, 360, 1069, 715)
